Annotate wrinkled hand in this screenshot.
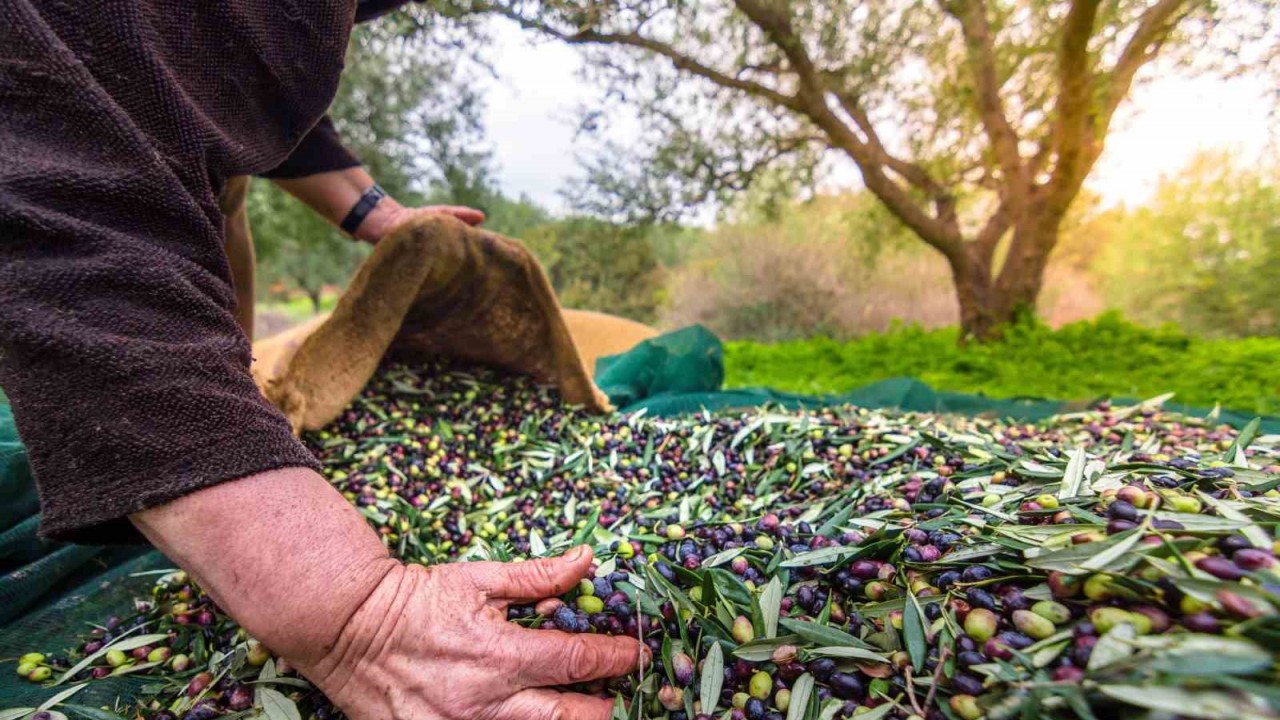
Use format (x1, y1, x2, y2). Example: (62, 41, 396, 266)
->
(265, 214, 610, 432)
(301, 547, 644, 720)
(358, 203, 486, 243)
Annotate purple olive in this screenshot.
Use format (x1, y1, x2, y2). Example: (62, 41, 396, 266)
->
(828, 672, 864, 700)
(1196, 556, 1245, 581)
(1233, 548, 1275, 571)
(1182, 612, 1221, 634)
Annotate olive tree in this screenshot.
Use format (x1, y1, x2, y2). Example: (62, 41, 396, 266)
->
(449, 0, 1275, 338)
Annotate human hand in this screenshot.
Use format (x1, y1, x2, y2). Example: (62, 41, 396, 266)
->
(357, 201, 486, 243)
(270, 166, 485, 244)
(302, 546, 645, 720)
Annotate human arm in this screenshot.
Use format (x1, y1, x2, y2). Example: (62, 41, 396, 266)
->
(261, 115, 484, 243)
(1, 71, 630, 720)
(132, 468, 643, 720)
(271, 165, 485, 243)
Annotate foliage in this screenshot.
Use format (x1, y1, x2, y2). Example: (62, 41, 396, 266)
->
(451, 0, 1278, 337)
(330, 19, 490, 200)
(723, 313, 1280, 415)
(1067, 151, 1280, 338)
(663, 193, 958, 340)
(474, 193, 555, 238)
(524, 217, 668, 322)
(249, 183, 371, 312)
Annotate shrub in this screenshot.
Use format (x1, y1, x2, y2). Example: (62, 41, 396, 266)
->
(724, 313, 1280, 415)
(661, 195, 959, 340)
(524, 217, 667, 323)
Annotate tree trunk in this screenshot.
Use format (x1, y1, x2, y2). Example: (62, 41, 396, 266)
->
(951, 204, 1064, 341)
(952, 257, 1004, 342)
(993, 204, 1061, 320)
(305, 287, 323, 315)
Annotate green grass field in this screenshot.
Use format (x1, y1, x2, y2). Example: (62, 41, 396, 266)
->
(723, 313, 1280, 416)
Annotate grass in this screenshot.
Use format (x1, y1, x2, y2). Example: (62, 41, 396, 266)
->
(723, 313, 1280, 416)
(258, 294, 339, 322)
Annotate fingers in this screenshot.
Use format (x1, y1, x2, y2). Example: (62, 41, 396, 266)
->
(425, 205, 486, 226)
(493, 688, 617, 720)
(502, 626, 645, 687)
(468, 546, 594, 602)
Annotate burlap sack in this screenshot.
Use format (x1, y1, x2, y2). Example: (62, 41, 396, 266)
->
(248, 214, 658, 433)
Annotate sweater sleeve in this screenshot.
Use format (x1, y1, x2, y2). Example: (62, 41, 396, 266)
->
(258, 116, 362, 180)
(0, 234, 322, 545)
(0, 0, 323, 545)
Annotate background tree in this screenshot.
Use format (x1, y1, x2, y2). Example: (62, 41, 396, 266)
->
(449, 0, 1277, 338)
(1073, 151, 1280, 337)
(524, 218, 668, 322)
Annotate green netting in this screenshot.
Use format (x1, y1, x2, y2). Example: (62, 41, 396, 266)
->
(604, 326, 1280, 434)
(3, 324, 1278, 707)
(1, 401, 162, 705)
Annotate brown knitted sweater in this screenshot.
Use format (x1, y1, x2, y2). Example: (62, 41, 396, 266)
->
(0, 0, 368, 543)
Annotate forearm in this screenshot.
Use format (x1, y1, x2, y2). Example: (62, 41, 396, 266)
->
(130, 467, 398, 668)
(272, 167, 407, 244)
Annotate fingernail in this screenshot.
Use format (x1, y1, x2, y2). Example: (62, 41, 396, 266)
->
(565, 545, 587, 562)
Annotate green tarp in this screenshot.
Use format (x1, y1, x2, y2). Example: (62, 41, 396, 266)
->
(3, 324, 1277, 706)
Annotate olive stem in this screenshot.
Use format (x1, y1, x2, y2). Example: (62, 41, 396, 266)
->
(904, 666, 926, 717)
(922, 646, 952, 712)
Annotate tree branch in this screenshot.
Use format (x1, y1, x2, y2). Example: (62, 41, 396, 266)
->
(830, 89, 943, 196)
(1099, 0, 1193, 133)
(488, 0, 968, 261)
(941, 0, 1025, 189)
(1045, 0, 1102, 209)
(732, 0, 964, 258)
(972, 202, 1012, 267)
(481, 5, 802, 111)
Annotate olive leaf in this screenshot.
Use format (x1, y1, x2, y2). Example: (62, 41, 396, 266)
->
(1079, 527, 1146, 572)
(53, 631, 169, 686)
(815, 698, 845, 720)
(761, 576, 783, 639)
(1087, 624, 1137, 671)
(780, 546, 860, 568)
(779, 618, 867, 648)
(903, 592, 927, 669)
(1024, 528, 1143, 574)
(785, 673, 814, 720)
(1144, 636, 1272, 675)
(806, 646, 890, 664)
(732, 635, 804, 661)
(1196, 491, 1270, 548)
(700, 642, 725, 713)
(257, 688, 302, 720)
(1059, 447, 1087, 499)
(1225, 417, 1261, 464)
(1096, 685, 1274, 719)
(702, 547, 746, 568)
(37, 684, 88, 712)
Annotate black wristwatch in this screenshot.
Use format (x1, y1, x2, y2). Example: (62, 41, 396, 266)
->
(340, 184, 387, 236)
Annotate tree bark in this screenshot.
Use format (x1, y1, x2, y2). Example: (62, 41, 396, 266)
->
(993, 203, 1061, 321)
(951, 202, 1064, 341)
(951, 254, 1002, 342)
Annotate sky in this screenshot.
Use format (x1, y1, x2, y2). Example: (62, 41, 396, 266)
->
(478, 19, 1275, 216)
